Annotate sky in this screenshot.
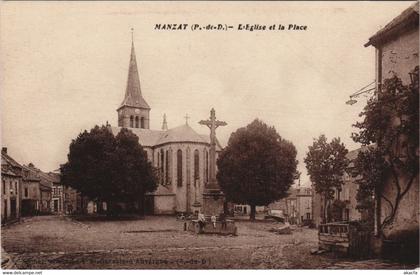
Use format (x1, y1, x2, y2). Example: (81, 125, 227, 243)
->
(0, 1, 415, 185)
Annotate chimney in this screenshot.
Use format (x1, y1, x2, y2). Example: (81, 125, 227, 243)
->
(2, 147, 7, 154)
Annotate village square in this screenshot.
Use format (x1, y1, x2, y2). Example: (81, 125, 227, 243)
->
(1, 1, 419, 271)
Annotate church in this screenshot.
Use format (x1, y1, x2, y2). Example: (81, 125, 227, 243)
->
(110, 39, 221, 215)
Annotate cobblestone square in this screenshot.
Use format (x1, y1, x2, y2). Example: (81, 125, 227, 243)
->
(1, 215, 417, 269)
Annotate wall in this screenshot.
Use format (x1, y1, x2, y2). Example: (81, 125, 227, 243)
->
(380, 28, 419, 84)
(153, 195, 175, 215)
(377, 26, 419, 241)
(297, 195, 312, 222)
(155, 142, 210, 213)
(1, 175, 21, 222)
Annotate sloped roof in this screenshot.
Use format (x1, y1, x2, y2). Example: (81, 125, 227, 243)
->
(365, 3, 419, 47)
(1, 151, 22, 170)
(110, 124, 222, 150)
(1, 166, 18, 177)
(118, 42, 150, 110)
(47, 172, 61, 183)
(23, 164, 52, 189)
(157, 124, 208, 145)
(22, 165, 41, 182)
(110, 126, 164, 147)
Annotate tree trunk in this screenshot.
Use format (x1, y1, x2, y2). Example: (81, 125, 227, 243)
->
(250, 204, 256, 221)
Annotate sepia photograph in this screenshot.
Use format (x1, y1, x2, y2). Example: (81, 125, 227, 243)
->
(0, 1, 419, 272)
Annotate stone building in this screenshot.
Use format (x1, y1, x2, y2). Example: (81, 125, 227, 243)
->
(364, 3, 419, 260)
(22, 163, 52, 214)
(296, 187, 313, 224)
(21, 165, 42, 216)
(1, 148, 22, 224)
(110, 39, 220, 215)
(268, 186, 312, 225)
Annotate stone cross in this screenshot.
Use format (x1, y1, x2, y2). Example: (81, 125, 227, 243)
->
(199, 108, 227, 189)
(184, 113, 190, 125)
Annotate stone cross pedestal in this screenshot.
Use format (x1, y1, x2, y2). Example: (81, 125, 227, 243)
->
(199, 108, 227, 216)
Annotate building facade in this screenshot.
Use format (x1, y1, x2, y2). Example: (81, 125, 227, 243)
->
(364, 3, 419, 259)
(1, 148, 22, 224)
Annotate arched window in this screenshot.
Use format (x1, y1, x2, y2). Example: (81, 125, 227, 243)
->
(177, 149, 183, 186)
(165, 150, 169, 185)
(130, 116, 134, 128)
(160, 149, 164, 184)
(205, 150, 209, 183)
(140, 117, 145, 129)
(135, 116, 139, 128)
(194, 150, 199, 186)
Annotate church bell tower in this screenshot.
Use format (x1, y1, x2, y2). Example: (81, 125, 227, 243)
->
(117, 30, 150, 129)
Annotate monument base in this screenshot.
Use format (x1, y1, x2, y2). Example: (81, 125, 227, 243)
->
(187, 219, 237, 235)
(201, 188, 224, 216)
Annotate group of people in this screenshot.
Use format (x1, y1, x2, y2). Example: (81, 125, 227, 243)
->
(197, 211, 227, 232)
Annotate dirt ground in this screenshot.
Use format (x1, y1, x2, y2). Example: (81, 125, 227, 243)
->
(1, 215, 417, 269)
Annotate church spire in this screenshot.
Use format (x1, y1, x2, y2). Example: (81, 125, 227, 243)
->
(118, 29, 150, 110)
(117, 29, 151, 129)
(162, 114, 168, 131)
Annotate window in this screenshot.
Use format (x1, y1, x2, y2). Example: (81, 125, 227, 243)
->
(177, 149, 183, 186)
(205, 150, 209, 183)
(140, 117, 145, 128)
(15, 182, 17, 193)
(130, 116, 134, 128)
(24, 188, 28, 197)
(135, 116, 139, 128)
(2, 179, 5, 195)
(194, 150, 199, 185)
(165, 150, 169, 184)
(160, 149, 164, 184)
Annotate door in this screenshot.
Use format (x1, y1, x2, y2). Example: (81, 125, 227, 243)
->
(54, 200, 59, 212)
(10, 199, 16, 218)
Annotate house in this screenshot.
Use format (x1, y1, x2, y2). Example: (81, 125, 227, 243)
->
(296, 187, 313, 224)
(23, 163, 52, 214)
(268, 186, 313, 225)
(364, 3, 419, 260)
(1, 148, 22, 224)
(21, 165, 42, 216)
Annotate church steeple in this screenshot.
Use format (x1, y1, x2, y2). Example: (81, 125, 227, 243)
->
(162, 114, 168, 131)
(117, 29, 150, 129)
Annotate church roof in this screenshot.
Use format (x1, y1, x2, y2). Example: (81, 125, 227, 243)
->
(109, 126, 164, 147)
(110, 124, 222, 150)
(157, 124, 208, 145)
(118, 41, 150, 110)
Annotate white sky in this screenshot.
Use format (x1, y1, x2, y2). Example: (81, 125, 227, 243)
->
(0, 1, 414, 185)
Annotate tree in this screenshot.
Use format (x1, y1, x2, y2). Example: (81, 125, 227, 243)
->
(351, 67, 419, 233)
(217, 119, 298, 221)
(304, 135, 349, 223)
(351, 146, 387, 223)
(61, 125, 157, 215)
(111, 128, 157, 214)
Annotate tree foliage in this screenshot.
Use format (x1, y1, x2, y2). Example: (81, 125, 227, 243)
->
(352, 67, 419, 232)
(61, 126, 157, 214)
(304, 134, 349, 222)
(217, 119, 298, 220)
